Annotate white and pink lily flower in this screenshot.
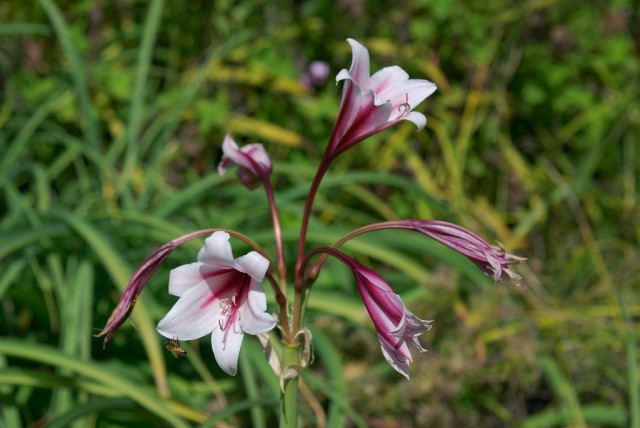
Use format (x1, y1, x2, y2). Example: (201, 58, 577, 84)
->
(352, 262, 432, 379)
(218, 134, 272, 189)
(157, 231, 276, 376)
(326, 38, 437, 157)
(323, 248, 432, 379)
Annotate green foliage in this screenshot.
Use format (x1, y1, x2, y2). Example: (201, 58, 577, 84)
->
(1, 0, 638, 426)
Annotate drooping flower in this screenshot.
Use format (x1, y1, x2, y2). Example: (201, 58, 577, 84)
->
(352, 261, 431, 379)
(156, 231, 276, 375)
(409, 220, 526, 285)
(321, 248, 432, 379)
(218, 134, 272, 189)
(96, 229, 218, 346)
(326, 38, 437, 157)
(312, 220, 525, 286)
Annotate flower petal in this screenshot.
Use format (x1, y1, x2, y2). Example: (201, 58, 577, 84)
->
(233, 251, 269, 282)
(239, 280, 277, 335)
(157, 282, 222, 340)
(217, 135, 241, 175)
(338, 254, 426, 378)
(335, 68, 351, 83)
(326, 39, 438, 156)
(369, 66, 409, 93)
(339, 91, 393, 148)
(379, 336, 411, 380)
(241, 143, 272, 172)
(168, 261, 206, 296)
(197, 231, 234, 266)
(359, 270, 404, 317)
(377, 79, 437, 118)
(402, 111, 427, 130)
(218, 135, 272, 181)
(328, 80, 363, 153)
(411, 220, 526, 285)
(217, 135, 272, 190)
(345, 38, 370, 86)
(211, 323, 244, 376)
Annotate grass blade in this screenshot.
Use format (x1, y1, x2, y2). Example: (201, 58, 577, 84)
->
(538, 355, 585, 427)
(47, 209, 169, 397)
(0, 340, 190, 428)
(118, 0, 166, 199)
(310, 327, 347, 428)
(37, 0, 99, 151)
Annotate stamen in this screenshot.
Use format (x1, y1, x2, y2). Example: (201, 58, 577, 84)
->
(220, 298, 231, 315)
(218, 298, 233, 331)
(398, 93, 410, 117)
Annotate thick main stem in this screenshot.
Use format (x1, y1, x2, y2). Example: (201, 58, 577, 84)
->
(279, 343, 301, 428)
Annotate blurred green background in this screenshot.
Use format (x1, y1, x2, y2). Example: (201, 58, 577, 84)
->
(1, 0, 638, 427)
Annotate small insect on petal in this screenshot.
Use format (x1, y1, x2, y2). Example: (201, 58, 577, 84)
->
(156, 232, 276, 376)
(164, 337, 188, 358)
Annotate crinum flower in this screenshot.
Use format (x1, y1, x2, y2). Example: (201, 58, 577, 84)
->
(326, 38, 437, 157)
(157, 231, 276, 375)
(351, 261, 432, 379)
(218, 134, 272, 190)
(314, 248, 432, 379)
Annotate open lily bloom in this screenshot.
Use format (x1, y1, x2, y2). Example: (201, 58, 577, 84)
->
(218, 134, 272, 189)
(157, 231, 276, 375)
(326, 38, 437, 157)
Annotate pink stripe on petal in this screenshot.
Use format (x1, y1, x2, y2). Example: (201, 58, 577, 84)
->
(157, 282, 222, 341)
(369, 66, 409, 93)
(199, 270, 241, 309)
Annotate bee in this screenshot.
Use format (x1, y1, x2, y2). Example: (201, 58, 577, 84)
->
(164, 337, 187, 358)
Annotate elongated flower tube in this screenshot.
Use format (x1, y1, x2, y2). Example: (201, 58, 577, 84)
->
(312, 248, 432, 379)
(306, 220, 525, 287)
(410, 220, 526, 285)
(326, 38, 437, 157)
(218, 134, 272, 189)
(157, 231, 276, 376)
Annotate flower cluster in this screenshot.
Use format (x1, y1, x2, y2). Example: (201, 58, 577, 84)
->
(97, 38, 524, 380)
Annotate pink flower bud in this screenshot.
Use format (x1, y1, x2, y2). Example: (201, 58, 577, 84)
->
(218, 134, 272, 190)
